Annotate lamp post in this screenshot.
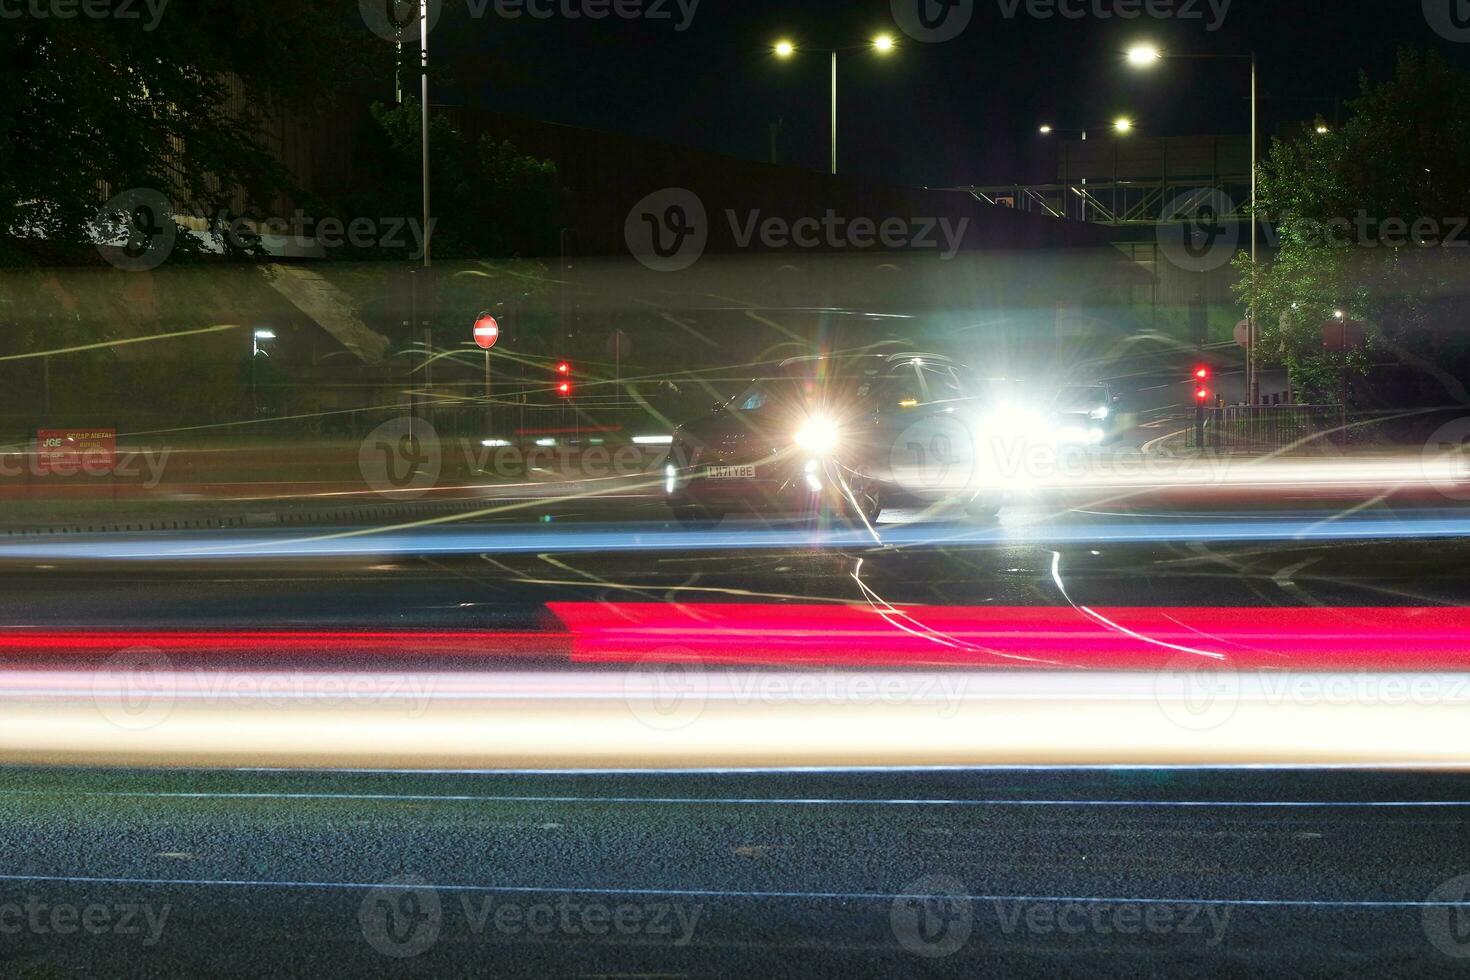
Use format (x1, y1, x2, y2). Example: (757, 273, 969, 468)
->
(1038, 118, 1135, 220)
(251, 328, 275, 416)
(1127, 42, 1258, 403)
(772, 34, 896, 175)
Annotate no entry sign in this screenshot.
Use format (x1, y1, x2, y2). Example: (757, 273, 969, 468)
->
(473, 315, 500, 350)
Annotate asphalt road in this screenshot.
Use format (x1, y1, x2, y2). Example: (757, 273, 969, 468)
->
(0, 766, 1466, 977)
(2, 455, 1469, 972)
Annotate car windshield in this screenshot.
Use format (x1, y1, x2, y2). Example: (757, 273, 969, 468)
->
(10, 2, 1470, 975)
(1054, 386, 1108, 411)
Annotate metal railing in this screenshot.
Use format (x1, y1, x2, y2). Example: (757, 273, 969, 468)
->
(1189, 405, 1357, 452)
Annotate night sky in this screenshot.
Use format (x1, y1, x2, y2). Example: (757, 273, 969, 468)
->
(429, 0, 1470, 186)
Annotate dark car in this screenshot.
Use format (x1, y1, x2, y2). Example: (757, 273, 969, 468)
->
(664, 352, 1001, 526)
(1049, 382, 1122, 445)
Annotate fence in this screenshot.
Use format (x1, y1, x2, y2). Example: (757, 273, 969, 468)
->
(1188, 405, 1377, 452)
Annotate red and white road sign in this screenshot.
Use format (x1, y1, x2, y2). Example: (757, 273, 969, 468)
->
(473, 315, 500, 350)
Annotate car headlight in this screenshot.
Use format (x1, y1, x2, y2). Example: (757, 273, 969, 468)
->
(1089, 406, 1110, 421)
(794, 416, 840, 454)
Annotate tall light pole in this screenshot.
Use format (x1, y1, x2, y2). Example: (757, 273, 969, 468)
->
(1038, 118, 1135, 220)
(773, 34, 896, 176)
(1127, 42, 1258, 403)
(420, 0, 432, 270)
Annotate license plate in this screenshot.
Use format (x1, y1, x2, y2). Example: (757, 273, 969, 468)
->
(705, 465, 756, 480)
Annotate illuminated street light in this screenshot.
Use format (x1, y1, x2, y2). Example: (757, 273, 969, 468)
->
(1113, 117, 1133, 133)
(1126, 43, 1162, 66)
(1038, 124, 1053, 135)
(1128, 41, 1259, 402)
(1315, 124, 1331, 134)
(770, 35, 899, 174)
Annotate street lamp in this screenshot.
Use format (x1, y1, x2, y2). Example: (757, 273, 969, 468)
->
(1127, 41, 1259, 402)
(770, 34, 897, 175)
(1038, 119, 1136, 220)
(251, 329, 275, 416)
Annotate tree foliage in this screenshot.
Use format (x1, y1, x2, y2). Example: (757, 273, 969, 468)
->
(0, 1, 380, 264)
(1236, 49, 1470, 404)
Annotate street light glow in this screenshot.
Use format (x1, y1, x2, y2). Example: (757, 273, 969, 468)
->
(253, 329, 276, 340)
(1126, 44, 1162, 66)
(1316, 124, 1331, 134)
(1113, 117, 1133, 133)
(774, 39, 795, 58)
(872, 34, 896, 53)
(1039, 124, 1053, 135)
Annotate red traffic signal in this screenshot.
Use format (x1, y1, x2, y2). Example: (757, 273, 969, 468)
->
(1194, 366, 1210, 381)
(557, 380, 573, 397)
(556, 361, 571, 375)
(1195, 387, 1210, 403)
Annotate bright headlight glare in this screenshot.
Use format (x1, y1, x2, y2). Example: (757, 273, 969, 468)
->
(1090, 406, 1110, 421)
(794, 416, 840, 454)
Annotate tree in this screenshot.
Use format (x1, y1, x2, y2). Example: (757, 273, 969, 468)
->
(0, 1, 381, 265)
(1236, 49, 1470, 405)
(345, 101, 563, 261)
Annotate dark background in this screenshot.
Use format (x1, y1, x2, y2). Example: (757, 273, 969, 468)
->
(427, 0, 1470, 186)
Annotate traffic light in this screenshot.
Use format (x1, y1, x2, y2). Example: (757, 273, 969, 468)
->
(554, 361, 573, 398)
(557, 380, 573, 397)
(1193, 365, 1210, 403)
